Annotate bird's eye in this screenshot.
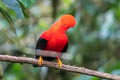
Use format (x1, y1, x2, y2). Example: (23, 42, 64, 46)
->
(63, 23, 66, 26)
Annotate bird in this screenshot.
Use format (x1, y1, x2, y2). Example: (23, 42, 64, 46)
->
(35, 14, 76, 68)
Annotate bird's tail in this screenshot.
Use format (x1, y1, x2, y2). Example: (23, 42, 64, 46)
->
(33, 64, 38, 67)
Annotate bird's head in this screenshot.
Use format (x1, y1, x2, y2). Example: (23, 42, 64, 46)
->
(60, 14, 76, 29)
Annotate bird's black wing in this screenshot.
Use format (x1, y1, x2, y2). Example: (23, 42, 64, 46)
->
(35, 38, 56, 61)
(62, 42, 68, 53)
(35, 38, 47, 59)
(34, 38, 47, 67)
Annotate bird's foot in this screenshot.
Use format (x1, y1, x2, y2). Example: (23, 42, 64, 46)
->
(38, 56, 43, 66)
(57, 58, 62, 68)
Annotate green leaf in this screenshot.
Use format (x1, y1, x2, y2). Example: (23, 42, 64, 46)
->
(0, 7, 13, 24)
(17, 0, 29, 18)
(3, 0, 24, 18)
(0, 7, 17, 34)
(20, 0, 32, 8)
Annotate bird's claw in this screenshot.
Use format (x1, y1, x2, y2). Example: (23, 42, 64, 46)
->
(57, 58, 62, 68)
(38, 56, 43, 66)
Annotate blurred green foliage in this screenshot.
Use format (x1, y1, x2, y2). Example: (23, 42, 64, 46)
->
(0, 0, 120, 80)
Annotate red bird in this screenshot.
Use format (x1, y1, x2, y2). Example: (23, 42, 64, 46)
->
(35, 14, 76, 68)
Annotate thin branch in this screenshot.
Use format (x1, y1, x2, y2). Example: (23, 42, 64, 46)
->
(0, 55, 120, 80)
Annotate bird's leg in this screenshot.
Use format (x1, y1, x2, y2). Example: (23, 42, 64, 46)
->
(57, 58, 62, 68)
(38, 56, 43, 66)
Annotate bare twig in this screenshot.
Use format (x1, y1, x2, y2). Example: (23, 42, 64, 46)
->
(0, 55, 120, 80)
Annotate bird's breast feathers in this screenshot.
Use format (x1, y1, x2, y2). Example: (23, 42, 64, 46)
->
(41, 32, 68, 52)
